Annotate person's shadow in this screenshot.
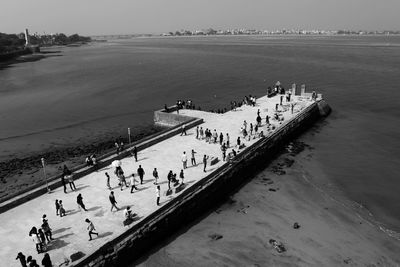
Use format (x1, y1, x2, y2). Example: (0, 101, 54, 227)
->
(47, 233, 74, 250)
(97, 231, 113, 239)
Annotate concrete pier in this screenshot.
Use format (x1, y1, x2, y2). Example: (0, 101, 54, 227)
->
(0, 92, 329, 266)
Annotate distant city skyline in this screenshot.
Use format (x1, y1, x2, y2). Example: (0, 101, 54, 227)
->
(1, 0, 399, 35)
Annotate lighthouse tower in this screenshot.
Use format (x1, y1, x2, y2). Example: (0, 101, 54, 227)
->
(24, 28, 31, 46)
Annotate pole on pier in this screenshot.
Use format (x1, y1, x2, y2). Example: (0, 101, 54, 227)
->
(41, 158, 51, 193)
(128, 127, 131, 146)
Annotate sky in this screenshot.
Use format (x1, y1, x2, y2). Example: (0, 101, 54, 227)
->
(1, 0, 399, 35)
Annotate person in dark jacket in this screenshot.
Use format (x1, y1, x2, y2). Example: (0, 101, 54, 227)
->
(41, 253, 52, 267)
(137, 165, 145, 184)
(16, 252, 27, 267)
(77, 194, 88, 211)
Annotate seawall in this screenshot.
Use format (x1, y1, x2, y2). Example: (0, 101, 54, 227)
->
(74, 99, 330, 267)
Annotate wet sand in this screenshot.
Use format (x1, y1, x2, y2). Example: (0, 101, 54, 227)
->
(0, 125, 163, 201)
(136, 142, 400, 267)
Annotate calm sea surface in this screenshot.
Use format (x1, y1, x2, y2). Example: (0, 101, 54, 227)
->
(1, 35, 400, 239)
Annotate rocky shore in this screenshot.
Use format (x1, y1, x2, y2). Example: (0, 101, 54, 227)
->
(0, 125, 163, 201)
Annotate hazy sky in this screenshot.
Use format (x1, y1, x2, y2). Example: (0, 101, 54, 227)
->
(1, 0, 399, 35)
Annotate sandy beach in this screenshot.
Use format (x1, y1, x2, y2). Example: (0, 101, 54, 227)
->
(136, 142, 400, 266)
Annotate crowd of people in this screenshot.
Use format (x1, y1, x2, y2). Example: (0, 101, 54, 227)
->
(15, 91, 305, 267)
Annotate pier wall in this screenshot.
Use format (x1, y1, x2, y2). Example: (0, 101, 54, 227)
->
(74, 100, 330, 267)
(154, 106, 195, 127)
(0, 117, 203, 213)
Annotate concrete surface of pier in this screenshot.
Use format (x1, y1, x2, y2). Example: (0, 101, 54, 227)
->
(0, 94, 315, 266)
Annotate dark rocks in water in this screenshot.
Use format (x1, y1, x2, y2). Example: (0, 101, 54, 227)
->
(269, 188, 276, 192)
(269, 239, 286, 253)
(293, 222, 300, 229)
(209, 233, 223, 241)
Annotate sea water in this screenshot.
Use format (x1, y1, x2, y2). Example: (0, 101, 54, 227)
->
(1, 35, 399, 238)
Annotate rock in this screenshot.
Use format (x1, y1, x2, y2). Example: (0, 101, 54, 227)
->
(209, 233, 223, 241)
(293, 222, 300, 229)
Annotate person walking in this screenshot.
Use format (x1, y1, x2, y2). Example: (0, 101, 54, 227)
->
(16, 252, 27, 267)
(41, 253, 52, 267)
(250, 123, 253, 135)
(180, 124, 187, 136)
(117, 167, 128, 191)
(77, 194, 88, 211)
(226, 133, 230, 148)
(115, 141, 120, 155)
(191, 149, 197, 165)
(67, 174, 76, 191)
(156, 185, 161, 206)
(105, 172, 111, 189)
(203, 155, 209, 172)
(130, 174, 137, 193)
(55, 200, 60, 216)
(181, 152, 188, 169)
(266, 115, 270, 125)
(196, 126, 199, 139)
(85, 219, 99, 241)
(243, 120, 247, 131)
(132, 146, 138, 162)
(137, 165, 145, 184)
(152, 168, 159, 185)
(237, 137, 241, 148)
(109, 191, 119, 211)
(179, 169, 184, 184)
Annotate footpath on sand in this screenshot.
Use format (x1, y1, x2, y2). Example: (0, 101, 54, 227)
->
(1, 94, 312, 266)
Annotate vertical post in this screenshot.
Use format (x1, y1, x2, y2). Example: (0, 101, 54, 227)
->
(128, 127, 131, 147)
(41, 158, 50, 193)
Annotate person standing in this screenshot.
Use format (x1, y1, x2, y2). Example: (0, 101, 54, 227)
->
(237, 137, 241, 148)
(191, 149, 197, 166)
(60, 175, 67, 194)
(41, 253, 52, 267)
(167, 170, 173, 190)
(41, 215, 53, 242)
(109, 191, 119, 211)
(16, 252, 27, 267)
(156, 185, 161, 206)
(55, 200, 60, 216)
(59, 200, 66, 217)
(219, 132, 224, 145)
(37, 229, 47, 251)
(115, 141, 120, 155)
(221, 143, 227, 161)
(226, 133, 230, 148)
(181, 152, 188, 169)
(132, 146, 138, 162)
(266, 115, 270, 125)
(213, 129, 218, 143)
(130, 174, 137, 193)
(152, 168, 159, 185)
(85, 219, 99, 241)
(199, 127, 204, 139)
(179, 169, 184, 184)
(105, 172, 111, 189)
(196, 126, 199, 139)
(243, 120, 247, 131)
(203, 155, 209, 172)
(250, 123, 253, 135)
(77, 194, 88, 211)
(137, 165, 145, 184)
